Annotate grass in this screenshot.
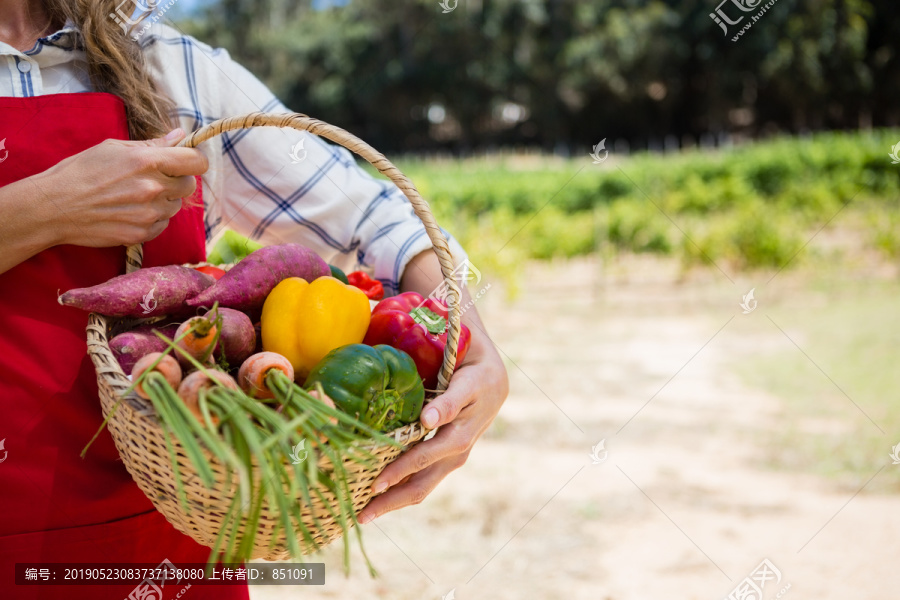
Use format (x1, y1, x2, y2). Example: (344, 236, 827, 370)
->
(361, 129, 900, 285)
(734, 276, 900, 491)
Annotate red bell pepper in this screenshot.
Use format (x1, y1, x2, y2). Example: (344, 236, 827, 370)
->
(194, 265, 226, 280)
(363, 291, 471, 390)
(347, 271, 385, 300)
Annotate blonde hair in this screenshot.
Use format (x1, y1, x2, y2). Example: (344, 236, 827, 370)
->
(43, 0, 175, 140)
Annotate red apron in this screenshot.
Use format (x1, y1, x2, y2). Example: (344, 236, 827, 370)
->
(0, 93, 248, 599)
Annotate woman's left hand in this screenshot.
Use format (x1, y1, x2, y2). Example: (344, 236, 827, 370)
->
(357, 295, 508, 524)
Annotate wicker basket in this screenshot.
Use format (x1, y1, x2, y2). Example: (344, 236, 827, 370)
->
(85, 113, 463, 560)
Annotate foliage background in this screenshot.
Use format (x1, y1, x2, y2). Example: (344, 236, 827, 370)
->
(180, 0, 900, 153)
(173, 0, 900, 274)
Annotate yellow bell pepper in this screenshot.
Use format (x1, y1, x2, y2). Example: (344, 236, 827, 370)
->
(261, 276, 371, 380)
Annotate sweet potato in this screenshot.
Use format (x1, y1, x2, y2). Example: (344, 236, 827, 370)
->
(186, 244, 330, 312)
(110, 323, 179, 373)
(204, 307, 256, 366)
(252, 322, 263, 354)
(59, 266, 214, 317)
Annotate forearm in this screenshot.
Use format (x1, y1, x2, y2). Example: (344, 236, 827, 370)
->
(399, 250, 486, 335)
(0, 175, 60, 275)
(399, 250, 497, 370)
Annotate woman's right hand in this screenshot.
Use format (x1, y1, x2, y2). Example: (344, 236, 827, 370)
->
(33, 128, 209, 248)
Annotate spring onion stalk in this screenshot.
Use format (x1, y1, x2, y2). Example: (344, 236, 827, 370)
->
(89, 318, 414, 575)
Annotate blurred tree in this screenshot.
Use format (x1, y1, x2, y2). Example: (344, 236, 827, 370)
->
(180, 0, 900, 152)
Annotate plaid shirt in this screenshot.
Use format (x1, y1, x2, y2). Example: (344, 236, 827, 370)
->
(0, 22, 463, 294)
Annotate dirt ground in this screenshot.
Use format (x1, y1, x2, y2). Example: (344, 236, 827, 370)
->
(251, 257, 900, 600)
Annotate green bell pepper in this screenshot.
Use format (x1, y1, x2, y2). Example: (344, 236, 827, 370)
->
(304, 344, 425, 432)
(329, 264, 350, 285)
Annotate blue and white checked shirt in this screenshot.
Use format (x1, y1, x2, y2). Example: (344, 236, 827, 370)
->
(0, 22, 464, 294)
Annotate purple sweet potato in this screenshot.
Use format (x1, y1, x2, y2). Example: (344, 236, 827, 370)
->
(110, 323, 179, 373)
(59, 266, 215, 317)
(252, 322, 263, 354)
(186, 244, 330, 312)
(204, 307, 256, 366)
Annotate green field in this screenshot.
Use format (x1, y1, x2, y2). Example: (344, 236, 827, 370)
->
(373, 130, 900, 281)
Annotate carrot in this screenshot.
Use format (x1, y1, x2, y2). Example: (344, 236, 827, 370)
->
(59, 266, 214, 317)
(177, 369, 239, 420)
(175, 316, 218, 366)
(186, 244, 330, 312)
(308, 389, 339, 428)
(238, 352, 295, 399)
(131, 353, 182, 400)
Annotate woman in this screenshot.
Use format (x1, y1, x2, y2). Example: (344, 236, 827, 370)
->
(0, 1, 509, 598)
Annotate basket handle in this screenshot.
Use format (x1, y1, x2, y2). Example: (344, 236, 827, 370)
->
(124, 112, 462, 393)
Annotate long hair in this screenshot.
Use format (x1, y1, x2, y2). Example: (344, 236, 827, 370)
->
(43, 0, 175, 140)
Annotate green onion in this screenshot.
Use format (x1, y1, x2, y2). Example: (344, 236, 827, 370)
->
(92, 324, 414, 575)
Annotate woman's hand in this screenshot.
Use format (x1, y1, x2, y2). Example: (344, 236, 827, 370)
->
(357, 252, 509, 524)
(32, 128, 209, 248)
(0, 128, 208, 275)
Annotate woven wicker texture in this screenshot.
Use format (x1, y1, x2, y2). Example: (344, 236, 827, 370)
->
(86, 113, 462, 559)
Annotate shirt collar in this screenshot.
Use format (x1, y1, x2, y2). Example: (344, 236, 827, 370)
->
(23, 19, 82, 55)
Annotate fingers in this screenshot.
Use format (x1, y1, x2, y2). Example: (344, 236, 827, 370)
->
(371, 420, 472, 494)
(155, 196, 185, 221)
(165, 174, 198, 201)
(136, 174, 193, 207)
(155, 147, 209, 179)
(358, 452, 467, 524)
(136, 128, 209, 178)
(420, 363, 478, 428)
(141, 128, 186, 147)
(368, 354, 496, 494)
(143, 218, 170, 242)
(140, 184, 188, 243)
(353, 338, 509, 524)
